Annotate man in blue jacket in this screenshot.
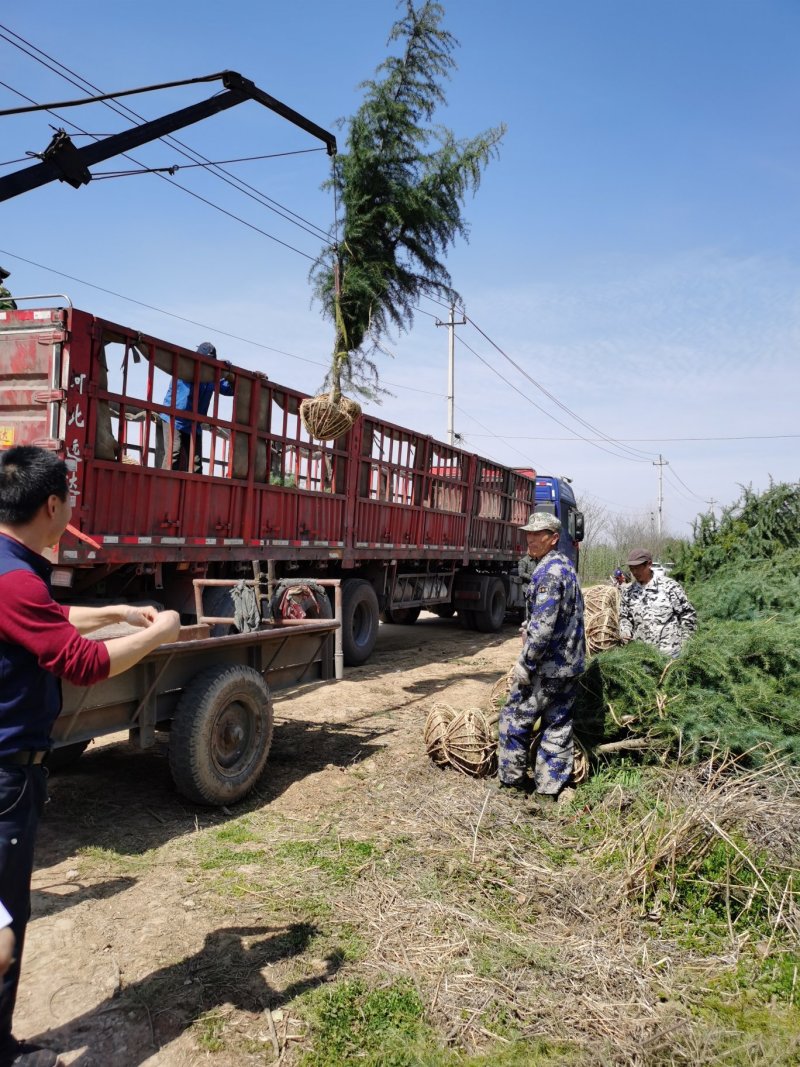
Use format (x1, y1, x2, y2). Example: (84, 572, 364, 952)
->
(160, 342, 235, 472)
(497, 512, 586, 805)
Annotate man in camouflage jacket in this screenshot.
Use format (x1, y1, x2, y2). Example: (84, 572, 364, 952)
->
(619, 547, 696, 657)
(498, 512, 585, 803)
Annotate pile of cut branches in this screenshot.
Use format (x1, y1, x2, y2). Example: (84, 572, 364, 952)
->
(575, 481, 800, 765)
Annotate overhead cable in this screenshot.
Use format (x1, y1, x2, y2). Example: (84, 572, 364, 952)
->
(0, 26, 332, 244)
(465, 314, 660, 463)
(456, 335, 651, 464)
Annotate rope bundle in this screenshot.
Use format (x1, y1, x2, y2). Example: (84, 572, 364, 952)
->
(583, 584, 621, 655)
(424, 702, 499, 778)
(299, 394, 362, 441)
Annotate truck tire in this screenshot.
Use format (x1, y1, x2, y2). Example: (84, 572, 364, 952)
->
(431, 604, 455, 619)
(380, 606, 421, 625)
(47, 740, 90, 773)
(168, 665, 273, 806)
(341, 579, 379, 666)
(205, 587, 239, 637)
(458, 609, 478, 630)
(474, 577, 507, 633)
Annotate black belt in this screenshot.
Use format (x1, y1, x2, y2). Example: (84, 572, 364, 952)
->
(0, 750, 49, 766)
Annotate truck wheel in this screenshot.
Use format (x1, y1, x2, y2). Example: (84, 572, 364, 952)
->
(205, 587, 239, 637)
(380, 606, 421, 625)
(341, 579, 379, 666)
(47, 740, 90, 773)
(458, 609, 478, 630)
(475, 577, 507, 633)
(168, 665, 273, 806)
(431, 604, 455, 619)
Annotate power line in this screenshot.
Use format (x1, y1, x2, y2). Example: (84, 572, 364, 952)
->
(667, 465, 708, 502)
(0, 26, 332, 245)
(0, 77, 320, 260)
(464, 433, 800, 443)
(465, 314, 660, 463)
(456, 335, 652, 464)
(0, 248, 443, 399)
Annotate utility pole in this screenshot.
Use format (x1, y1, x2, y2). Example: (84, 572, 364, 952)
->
(707, 497, 717, 521)
(435, 303, 466, 446)
(652, 454, 669, 539)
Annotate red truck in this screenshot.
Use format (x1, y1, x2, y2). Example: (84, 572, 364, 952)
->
(0, 299, 584, 665)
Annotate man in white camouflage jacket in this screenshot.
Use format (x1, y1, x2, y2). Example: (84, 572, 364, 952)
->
(498, 512, 585, 805)
(619, 547, 697, 657)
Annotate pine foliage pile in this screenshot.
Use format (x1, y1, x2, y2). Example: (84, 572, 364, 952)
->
(575, 481, 800, 764)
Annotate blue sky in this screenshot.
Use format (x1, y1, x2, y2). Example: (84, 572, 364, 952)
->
(1, 0, 798, 537)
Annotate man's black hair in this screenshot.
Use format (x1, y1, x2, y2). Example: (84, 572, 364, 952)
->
(0, 446, 68, 525)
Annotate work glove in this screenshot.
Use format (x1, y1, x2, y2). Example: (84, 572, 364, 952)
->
(509, 660, 532, 690)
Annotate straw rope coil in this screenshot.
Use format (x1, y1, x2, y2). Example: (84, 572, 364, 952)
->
(300, 394, 362, 440)
(423, 702, 456, 766)
(583, 584, 621, 654)
(424, 702, 497, 778)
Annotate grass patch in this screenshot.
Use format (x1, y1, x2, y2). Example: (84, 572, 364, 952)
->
(298, 978, 435, 1066)
(276, 837, 377, 883)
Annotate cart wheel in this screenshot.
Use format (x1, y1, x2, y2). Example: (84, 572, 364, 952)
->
(169, 665, 273, 806)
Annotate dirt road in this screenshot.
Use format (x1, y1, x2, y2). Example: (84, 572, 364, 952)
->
(17, 614, 516, 1066)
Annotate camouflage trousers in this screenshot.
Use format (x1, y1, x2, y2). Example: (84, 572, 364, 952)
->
(497, 675, 580, 795)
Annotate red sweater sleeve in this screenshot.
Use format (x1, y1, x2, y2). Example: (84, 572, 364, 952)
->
(0, 570, 110, 685)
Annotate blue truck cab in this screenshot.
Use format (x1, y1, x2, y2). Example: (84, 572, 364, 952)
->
(533, 476, 585, 567)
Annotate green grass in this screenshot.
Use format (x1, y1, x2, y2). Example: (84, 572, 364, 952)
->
(275, 837, 377, 883)
(298, 978, 435, 1067)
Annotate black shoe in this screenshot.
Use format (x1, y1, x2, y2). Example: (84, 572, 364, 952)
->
(0, 1037, 60, 1067)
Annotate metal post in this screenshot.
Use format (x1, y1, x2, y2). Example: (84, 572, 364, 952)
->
(652, 454, 668, 539)
(435, 303, 466, 447)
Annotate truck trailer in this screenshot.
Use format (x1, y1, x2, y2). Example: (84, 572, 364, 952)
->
(0, 299, 584, 665)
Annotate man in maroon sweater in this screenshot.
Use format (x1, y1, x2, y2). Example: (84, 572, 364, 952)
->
(0, 446, 180, 1067)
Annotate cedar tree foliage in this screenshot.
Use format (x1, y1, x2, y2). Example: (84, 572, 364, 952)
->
(312, 0, 506, 401)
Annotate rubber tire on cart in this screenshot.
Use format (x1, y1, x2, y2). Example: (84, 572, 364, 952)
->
(168, 665, 273, 806)
(341, 579, 380, 666)
(380, 606, 421, 625)
(47, 740, 90, 773)
(474, 577, 507, 633)
(458, 609, 478, 630)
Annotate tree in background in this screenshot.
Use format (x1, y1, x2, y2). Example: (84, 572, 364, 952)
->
(305, 0, 505, 437)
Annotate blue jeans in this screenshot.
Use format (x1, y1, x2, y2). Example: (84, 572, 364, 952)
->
(0, 765, 48, 1052)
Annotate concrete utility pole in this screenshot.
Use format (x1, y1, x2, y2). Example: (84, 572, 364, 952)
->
(652, 454, 669, 538)
(436, 303, 466, 446)
(707, 497, 717, 521)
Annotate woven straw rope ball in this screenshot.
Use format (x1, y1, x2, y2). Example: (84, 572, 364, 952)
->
(424, 702, 457, 766)
(299, 394, 362, 441)
(444, 708, 497, 778)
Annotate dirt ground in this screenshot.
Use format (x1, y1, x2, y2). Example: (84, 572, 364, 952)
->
(16, 613, 517, 1066)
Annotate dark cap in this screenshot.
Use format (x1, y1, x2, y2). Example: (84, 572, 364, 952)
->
(0, 266, 10, 281)
(626, 547, 653, 566)
(196, 341, 217, 357)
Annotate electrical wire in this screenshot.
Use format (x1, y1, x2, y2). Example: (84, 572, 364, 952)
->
(465, 314, 660, 463)
(0, 26, 332, 244)
(667, 465, 708, 502)
(463, 433, 800, 443)
(456, 335, 652, 464)
(0, 78, 320, 261)
(0, 248, 444, 398)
